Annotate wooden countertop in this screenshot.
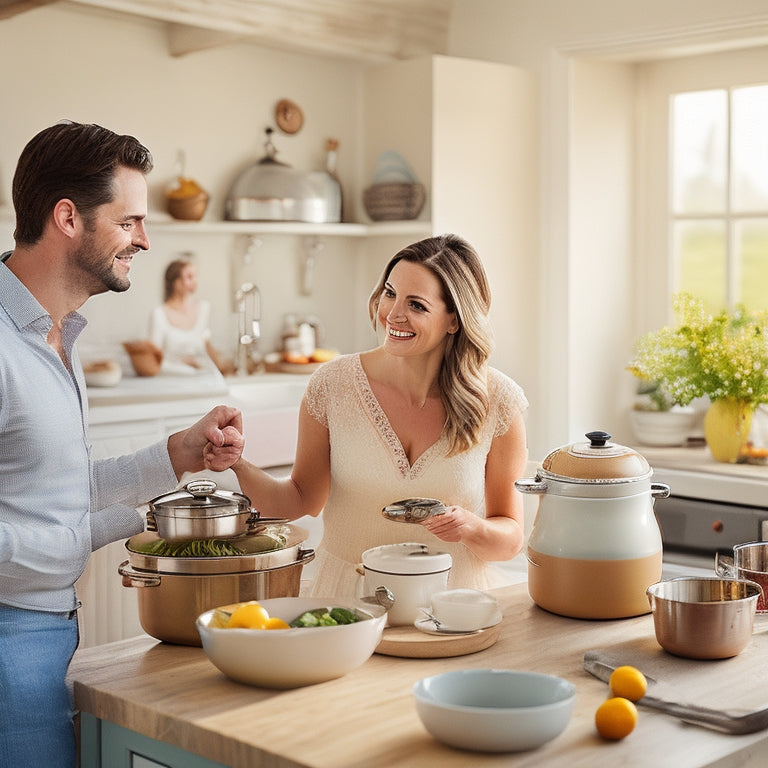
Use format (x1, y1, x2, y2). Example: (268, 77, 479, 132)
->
(69, 584, 768, 768)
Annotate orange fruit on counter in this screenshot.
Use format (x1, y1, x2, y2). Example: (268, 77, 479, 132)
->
(226, 602, 271, 629)
(609, 665, 647, 701)
(595, 697, 638, 740)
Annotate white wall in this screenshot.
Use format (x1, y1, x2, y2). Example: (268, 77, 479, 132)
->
(447, 0, 768, 455)
(0, 4, 364, 358)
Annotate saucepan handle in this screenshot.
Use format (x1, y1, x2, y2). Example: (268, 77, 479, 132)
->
(714, 552, 734, 577)
(118, 560, 161, 588)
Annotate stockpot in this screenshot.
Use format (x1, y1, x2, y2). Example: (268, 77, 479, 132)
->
(119, 527, 314, 646)
(516, 431, 669, 619)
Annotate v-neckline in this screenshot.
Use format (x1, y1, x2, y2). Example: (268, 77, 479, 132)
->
(353, 353, 446, 476)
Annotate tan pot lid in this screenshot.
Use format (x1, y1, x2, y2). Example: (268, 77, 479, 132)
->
(540, 431, 650, 481)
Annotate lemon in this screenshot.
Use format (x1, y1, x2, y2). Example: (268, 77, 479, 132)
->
(595, 697, 638, 740)
(226, 602, 270, 629)
(264, 617, 291, 630)
(609, 665, 647, 702)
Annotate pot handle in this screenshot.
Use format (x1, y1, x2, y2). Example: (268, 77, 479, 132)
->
(296, 549, 316, 567)
(715, 552, 735, 577)
(118, 560, 161, 588)
(651, 483, 671, 499)
(515, 478, 548, 494)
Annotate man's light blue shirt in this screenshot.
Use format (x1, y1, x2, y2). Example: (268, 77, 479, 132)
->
(0, 255, 177, 612)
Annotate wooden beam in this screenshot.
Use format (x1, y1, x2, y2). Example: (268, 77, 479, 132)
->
(63, 0, 451, 60)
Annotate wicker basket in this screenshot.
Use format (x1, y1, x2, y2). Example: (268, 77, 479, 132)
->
(363, 182, 426, 221)
(165, 191, 209, 221)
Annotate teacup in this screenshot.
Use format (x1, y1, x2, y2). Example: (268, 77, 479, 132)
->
(429, 589, 501, 632)
(715, 542, 768, 613)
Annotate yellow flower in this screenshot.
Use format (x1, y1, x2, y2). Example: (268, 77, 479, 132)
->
(627, 293, 768, 407)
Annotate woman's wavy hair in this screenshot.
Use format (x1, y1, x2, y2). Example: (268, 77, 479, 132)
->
(367, 234, 493, 456)
(163, 256, 195, 301)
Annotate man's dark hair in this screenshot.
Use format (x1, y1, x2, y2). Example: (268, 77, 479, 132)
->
(12, 121, 153, 245)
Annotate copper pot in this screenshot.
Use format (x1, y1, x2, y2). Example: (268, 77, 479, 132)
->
(119, 525, 313, 646)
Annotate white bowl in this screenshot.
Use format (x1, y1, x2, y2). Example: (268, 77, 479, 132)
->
(428, 589, 501, 631)
(413, 669, 575, 752)
(629, 407, 696, 446)
(83, 359, 122, 387)
(197, 596, 387, 688)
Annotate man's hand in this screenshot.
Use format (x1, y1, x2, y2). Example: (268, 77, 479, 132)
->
(167, 405, 245, 479)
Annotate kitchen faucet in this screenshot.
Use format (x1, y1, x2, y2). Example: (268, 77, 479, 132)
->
(235, 281, 262, 374)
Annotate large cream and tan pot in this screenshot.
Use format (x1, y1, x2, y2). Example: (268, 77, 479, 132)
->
(119, 527, 313, 646)
(516, 431, 669, 619)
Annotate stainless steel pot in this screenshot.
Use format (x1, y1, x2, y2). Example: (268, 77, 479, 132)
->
(225, 128, 330, 223)
(119, 525, 314, 646)
(146, 479, 279, 541)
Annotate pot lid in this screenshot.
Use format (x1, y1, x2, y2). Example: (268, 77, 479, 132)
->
(149, 479, 251, 519)
(540, 431, 651, 482)
(361, 542, 452, 574)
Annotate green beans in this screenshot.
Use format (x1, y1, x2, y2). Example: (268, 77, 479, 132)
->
(132, 538, 245, 557)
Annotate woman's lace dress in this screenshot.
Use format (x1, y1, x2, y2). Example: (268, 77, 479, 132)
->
(304, 353, 528, 598)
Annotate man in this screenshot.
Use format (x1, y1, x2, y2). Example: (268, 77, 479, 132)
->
(0, 122, 245, 767)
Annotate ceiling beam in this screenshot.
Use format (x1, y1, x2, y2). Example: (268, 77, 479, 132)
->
(56, 0, 451, 60)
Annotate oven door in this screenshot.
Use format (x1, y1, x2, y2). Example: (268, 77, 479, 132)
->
(655, 494, 768, 577)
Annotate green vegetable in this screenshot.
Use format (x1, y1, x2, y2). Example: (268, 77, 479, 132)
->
(289, 607, 362, 628)
(130, 537, 245, 557)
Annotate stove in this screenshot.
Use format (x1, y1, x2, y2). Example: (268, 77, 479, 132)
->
(641, 444, 768, 574)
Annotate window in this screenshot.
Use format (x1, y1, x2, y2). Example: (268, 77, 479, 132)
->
(670, 84, 768, 313)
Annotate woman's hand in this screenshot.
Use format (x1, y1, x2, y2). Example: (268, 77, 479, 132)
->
(167, 406, 245, 478)
(419, 505, 479, 543)
(203, 425, 246, 472)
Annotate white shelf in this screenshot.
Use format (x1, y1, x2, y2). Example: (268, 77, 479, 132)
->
(144, 218, 432, 238)
(0, 206, 431, 239)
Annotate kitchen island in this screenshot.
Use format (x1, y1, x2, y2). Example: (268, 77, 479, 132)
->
(70, 583, 768, 767)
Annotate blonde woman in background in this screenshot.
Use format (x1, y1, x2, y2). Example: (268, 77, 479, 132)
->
(149, 256, 226, 375)
(219, 234, 529, 594)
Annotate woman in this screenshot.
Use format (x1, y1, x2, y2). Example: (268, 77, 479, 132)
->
(148, 257, 223, 374)
(229, 234, 528, 594)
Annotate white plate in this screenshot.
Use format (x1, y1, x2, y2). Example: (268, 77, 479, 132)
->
(414, 611, 502, 636)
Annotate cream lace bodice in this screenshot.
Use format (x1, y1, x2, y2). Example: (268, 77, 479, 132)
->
(304, 353, 528, 597)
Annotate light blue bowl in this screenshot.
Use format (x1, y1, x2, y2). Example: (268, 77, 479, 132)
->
(413, 669, 575, 752)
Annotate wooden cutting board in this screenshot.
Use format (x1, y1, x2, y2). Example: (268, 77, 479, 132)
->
(375, 622, 501, 658)
(587, 618, 768, 713)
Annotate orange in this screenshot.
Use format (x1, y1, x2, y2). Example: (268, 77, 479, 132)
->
(226, 602, 270, 629)
(609, 665, 647, 702)
(595, 697, 638, 740)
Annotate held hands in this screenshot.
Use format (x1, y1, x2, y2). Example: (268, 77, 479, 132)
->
(168, 405, 245, 478)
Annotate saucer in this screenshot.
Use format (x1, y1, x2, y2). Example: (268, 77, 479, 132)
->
(414, 610, 503, 636)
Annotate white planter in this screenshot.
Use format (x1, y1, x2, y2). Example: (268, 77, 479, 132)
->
(629, 407, 696, 447)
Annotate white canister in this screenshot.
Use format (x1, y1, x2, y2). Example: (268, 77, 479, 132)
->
(361, 543, 452, 626)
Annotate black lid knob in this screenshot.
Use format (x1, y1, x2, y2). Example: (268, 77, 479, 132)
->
(585, 431, 611, 448)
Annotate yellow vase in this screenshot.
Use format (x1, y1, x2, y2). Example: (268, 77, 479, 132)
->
(703, 398, 755, 463)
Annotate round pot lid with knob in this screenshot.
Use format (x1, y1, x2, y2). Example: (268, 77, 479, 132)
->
(149, 479, 251, 519)
(515, 431, 671, 500)
(540, 430, 651, 483)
